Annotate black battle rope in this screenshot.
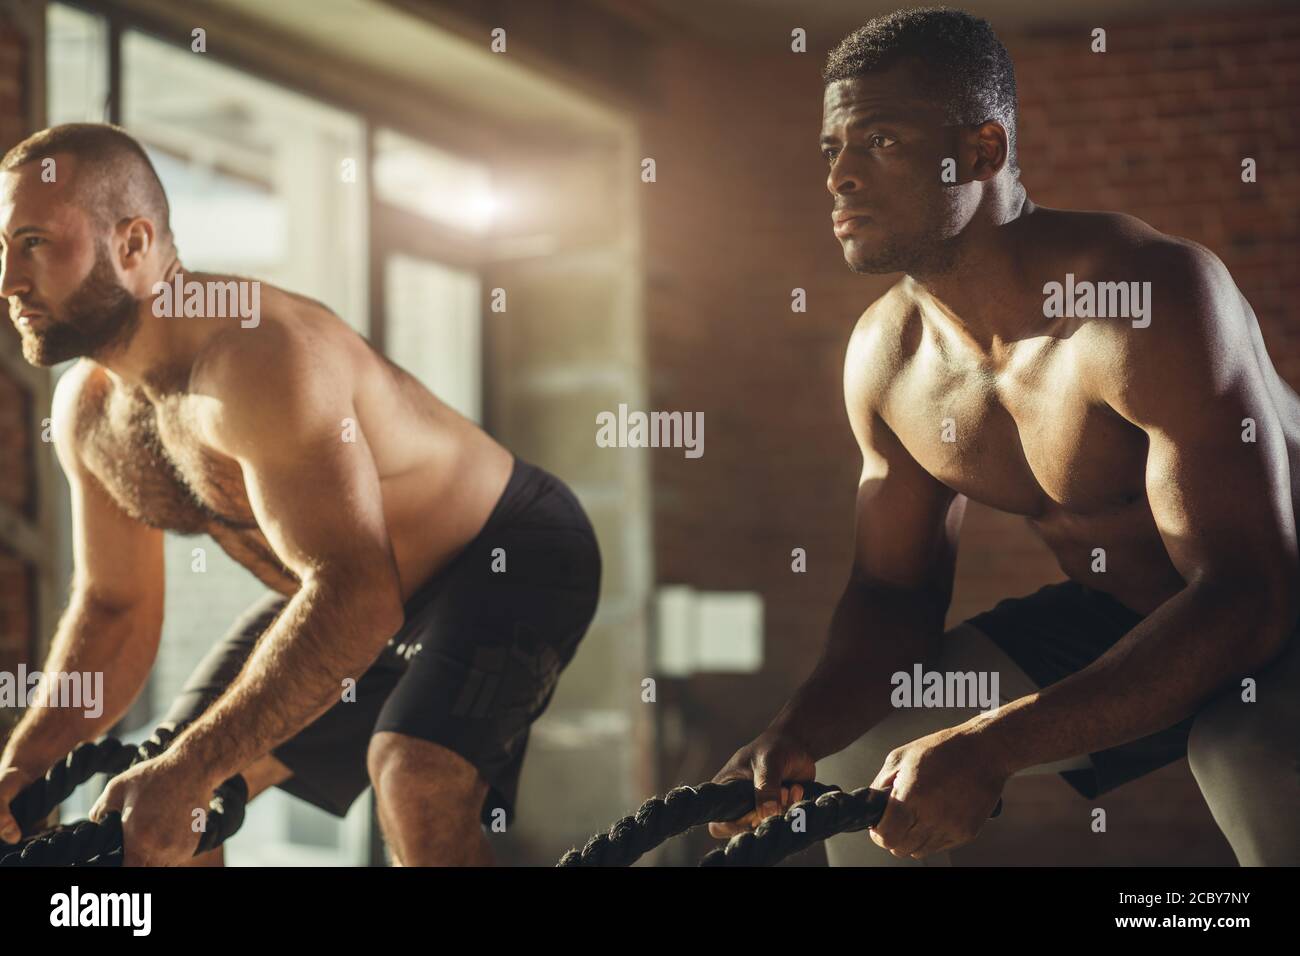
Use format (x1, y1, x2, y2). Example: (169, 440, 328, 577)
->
(1, 724, 248, 866)
(558, 779, 1003, 867)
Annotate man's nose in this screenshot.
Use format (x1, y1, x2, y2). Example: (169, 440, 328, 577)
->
(826, 153, 869, 197)
(0, 250, 29, 301)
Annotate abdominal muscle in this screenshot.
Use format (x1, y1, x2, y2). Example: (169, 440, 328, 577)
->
(1029, 501, 1189, 616)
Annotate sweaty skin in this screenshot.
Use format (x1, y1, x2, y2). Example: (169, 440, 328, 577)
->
(61, 294, 512, 606)
(0, 154, 512, 860)
(712, 66, 1299, 851)
(852, 214, 1300, 620)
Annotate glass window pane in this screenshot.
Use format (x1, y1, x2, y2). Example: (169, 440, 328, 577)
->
(122, 30, 368, 332)
(373, 127, 494, 234)
(47, 2, 110, 124)
(385, 254, 482, 422)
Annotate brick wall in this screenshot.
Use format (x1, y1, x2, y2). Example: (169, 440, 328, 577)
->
(0, 14, 23, 148)
(0, 8, 31, 696)
(0, 370, 33, 677)
(639, 5, 1297, 864)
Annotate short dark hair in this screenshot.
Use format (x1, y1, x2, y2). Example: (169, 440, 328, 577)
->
(1, 122, 173, 244)
(823, 7, 1019, 175)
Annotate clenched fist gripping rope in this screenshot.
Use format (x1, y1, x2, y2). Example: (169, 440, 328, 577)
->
(558, 779, 1002, 867)
(1, 724, 247, 867)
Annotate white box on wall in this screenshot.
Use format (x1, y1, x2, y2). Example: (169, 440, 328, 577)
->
(655, 586, 763, 676)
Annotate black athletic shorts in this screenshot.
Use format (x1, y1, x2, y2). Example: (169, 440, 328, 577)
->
(965, 579, 1200, 800)
(161, 456, 601, 826)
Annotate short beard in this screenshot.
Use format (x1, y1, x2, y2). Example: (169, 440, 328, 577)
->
(846, 232, 960, 277)
(19, 244, 140, 366)
(845, 187, 967, 277)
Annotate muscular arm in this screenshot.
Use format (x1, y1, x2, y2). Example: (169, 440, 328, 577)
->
(769, 309, 965, 760)
(1, 364, 164, 775)
(981, 244, 1300, 772)
(164, 333, 404, 787)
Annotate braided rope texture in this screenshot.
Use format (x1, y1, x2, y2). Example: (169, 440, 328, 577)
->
(699, 786, 887, 866)
(1, 725, 248, 867)
(558, 780, 890, 867)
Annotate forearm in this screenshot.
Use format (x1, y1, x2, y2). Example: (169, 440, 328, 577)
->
(167, 577, 401, 786)
(978, 582, 1290, 774)
(1, 594, 158, 774)
(770, 582, 943, 760)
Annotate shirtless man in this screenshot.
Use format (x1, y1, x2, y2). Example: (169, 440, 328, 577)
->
(711, 8, 1300, 865)
(0, 123, 602, 865)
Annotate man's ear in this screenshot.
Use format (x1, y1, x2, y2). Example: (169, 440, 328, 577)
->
(969, 120, 1010, 181)
(118, 217, 156, 269)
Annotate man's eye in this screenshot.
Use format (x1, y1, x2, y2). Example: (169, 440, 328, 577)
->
(823, 135, 896, 161)
(23, 236, 44, 250)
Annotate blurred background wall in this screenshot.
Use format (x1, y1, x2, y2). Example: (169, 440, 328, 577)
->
(0, 0, 1295, 865)
(631, 0, 1300, 868)
(631, 1, 1299, 866)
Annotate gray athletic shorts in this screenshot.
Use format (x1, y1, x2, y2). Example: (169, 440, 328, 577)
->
(967, 579, 1261, 798)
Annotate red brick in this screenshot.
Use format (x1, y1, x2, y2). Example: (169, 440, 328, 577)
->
(641, 8, 1299, 865)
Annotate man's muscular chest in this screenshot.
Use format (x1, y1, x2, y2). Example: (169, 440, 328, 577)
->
(80, 381, 256, 534)
(883, 328, 1147, 519)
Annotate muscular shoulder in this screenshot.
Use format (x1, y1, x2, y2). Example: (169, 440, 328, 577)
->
(51, 358, 100, 421)
(49, 360, 110, 467)
(843, 280, 919, 417)
(1058, 221, 1250, 408)
(1027, 206, 1225, 295)
(189, 295, 355, 452)
(1024, 206, 1155, 254)
(192, 286, 353, 391)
